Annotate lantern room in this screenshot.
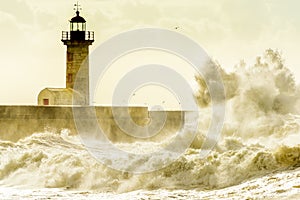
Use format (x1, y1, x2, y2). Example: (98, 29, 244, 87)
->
(69, 10, 86, 40)
(61, 2, 94, 42)
(70, 11, 86, 31)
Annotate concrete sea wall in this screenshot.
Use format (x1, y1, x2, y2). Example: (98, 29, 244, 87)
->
(0, 106, 183, 142)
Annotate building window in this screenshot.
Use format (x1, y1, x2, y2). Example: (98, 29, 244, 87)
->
(67, 73, 73, 83)
(43, 99, 49, 105)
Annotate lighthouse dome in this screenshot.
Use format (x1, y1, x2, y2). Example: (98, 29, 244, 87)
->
(70, 11, 86, 23)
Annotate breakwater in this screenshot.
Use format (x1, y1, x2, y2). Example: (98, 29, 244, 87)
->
(0, 106, 183, 142)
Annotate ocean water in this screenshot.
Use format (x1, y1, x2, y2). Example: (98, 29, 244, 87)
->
(1, 49, 300, 199)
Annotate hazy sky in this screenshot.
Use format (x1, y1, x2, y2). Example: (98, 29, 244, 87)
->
(0, 0, 300, 105)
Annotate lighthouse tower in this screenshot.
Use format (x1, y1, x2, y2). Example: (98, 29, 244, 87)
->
(61, 3, 94, 105)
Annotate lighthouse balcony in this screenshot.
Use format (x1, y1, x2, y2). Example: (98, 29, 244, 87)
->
(61, 31, 94, 42)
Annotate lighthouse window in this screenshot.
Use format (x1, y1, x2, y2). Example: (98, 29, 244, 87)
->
(67, 53, 73, 61)
(70, 22, 86, 31)
(71, 22, 79, 31)
(68, 73, 73, 83)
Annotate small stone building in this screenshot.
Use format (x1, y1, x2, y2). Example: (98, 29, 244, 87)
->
(38, 88, 85, 105)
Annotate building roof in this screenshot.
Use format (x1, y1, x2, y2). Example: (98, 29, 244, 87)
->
(39, 88, 83, 99)
(42, 88, 72, 92)
(38, 88, 85, 105)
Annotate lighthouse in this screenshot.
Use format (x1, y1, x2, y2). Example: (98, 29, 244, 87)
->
(61, 3, 94, 105)
(62, 3, 94, 104)
(38, 3, 94, 106)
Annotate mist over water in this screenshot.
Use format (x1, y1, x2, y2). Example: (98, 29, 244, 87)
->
(1, 49, 300, 199)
